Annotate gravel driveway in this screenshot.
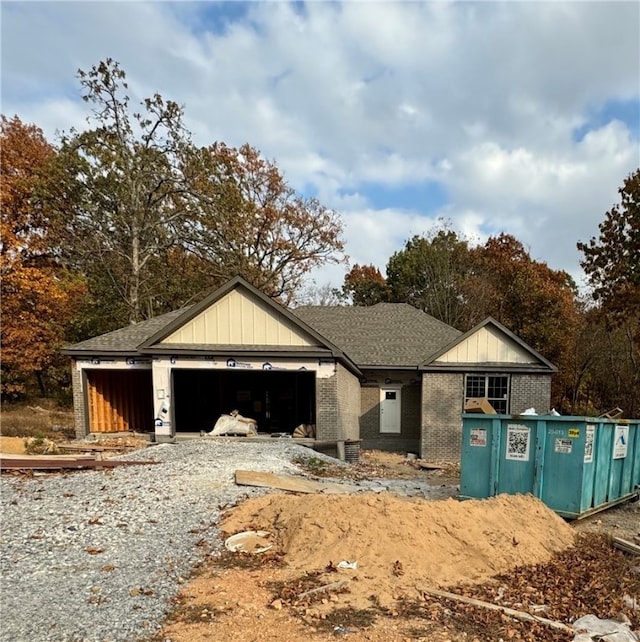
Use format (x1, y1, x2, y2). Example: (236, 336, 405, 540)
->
(0, 440, 456, 642)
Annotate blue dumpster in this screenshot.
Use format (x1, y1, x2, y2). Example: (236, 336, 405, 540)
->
(460, 414, 640, 518)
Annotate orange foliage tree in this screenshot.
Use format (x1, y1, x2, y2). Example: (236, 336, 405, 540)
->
(340, 264, 389, 305)
(0, 115, 85, 398)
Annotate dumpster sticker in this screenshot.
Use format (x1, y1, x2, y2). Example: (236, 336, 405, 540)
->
(506, 425, 530, 461)
(584, 425, 595, 463)
(470, 428, 487, 447)
(568, 428, 580, 438)
(613, 425, 629, 459)
(555, 438, 573, 454)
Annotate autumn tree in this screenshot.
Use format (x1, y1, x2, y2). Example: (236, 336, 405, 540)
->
(464, 234, 580, 408)
(0, 116, 85, 398)
(340, 264, 389, 305)
(386, 226, 472, 327)
(48, 60, 346, 323)
(183, 142, 345, 304)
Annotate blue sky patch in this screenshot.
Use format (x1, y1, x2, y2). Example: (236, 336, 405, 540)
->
(573, 97, 640, 142)
(352, 180, 449, 213)
(171, 2, 251, 37)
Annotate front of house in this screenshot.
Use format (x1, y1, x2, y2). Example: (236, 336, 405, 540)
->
(63, 277, 556, 461)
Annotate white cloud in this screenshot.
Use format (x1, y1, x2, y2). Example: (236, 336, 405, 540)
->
(1, 0, 638, 291)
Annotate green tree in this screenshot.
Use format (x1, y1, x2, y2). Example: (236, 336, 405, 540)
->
(386, 226, 471, 327)
(578, 169, 640, 349)
(50, 59, 193, 327)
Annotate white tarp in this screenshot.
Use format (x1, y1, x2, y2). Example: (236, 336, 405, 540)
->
(208, 412, 258, 436)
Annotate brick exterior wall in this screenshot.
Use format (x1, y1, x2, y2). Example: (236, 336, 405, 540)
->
(421, 372, 464, 461)
(336, 363, 361, 441)
(510, 374, 553, 414)
(316, 370, 338, 441)
(421, 371, 554, 462)
(358, 370, 421, 453)
(71, 363, 88, 439)
(315, 363, 361, 443)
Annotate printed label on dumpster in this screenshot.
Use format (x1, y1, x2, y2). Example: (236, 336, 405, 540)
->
(506, 425, 530, 461)
(613, 425, 629, 459)
(584, 425, 595, 463)
(568, 428, 580, 438)
(555, 438, 573, 454)
(470, 428, 487, 447)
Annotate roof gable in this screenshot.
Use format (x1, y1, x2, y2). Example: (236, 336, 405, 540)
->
(422, 317, 557, 371)
(141, 277, 329, 350)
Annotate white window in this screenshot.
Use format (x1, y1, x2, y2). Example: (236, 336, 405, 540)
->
(465, 374, 510, 414)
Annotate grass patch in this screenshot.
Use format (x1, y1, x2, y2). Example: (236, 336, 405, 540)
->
(1, 401, 75, 440)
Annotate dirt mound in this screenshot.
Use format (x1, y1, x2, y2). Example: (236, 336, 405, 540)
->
(222, 493, 575, 608)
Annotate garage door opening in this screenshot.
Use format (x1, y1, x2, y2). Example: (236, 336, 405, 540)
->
(172, 369, 316, 434)
(86, 369, 153, 433)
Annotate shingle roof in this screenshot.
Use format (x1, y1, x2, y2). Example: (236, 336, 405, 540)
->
(63, 286, 462, 370)
(61, 309, 187, 354)
(293, 303, 462, 368)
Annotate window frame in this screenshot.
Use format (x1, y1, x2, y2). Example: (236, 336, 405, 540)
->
(464, 374, 510, 415)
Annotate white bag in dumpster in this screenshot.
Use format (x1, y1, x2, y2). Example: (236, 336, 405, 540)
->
(208, 411, 258, 436)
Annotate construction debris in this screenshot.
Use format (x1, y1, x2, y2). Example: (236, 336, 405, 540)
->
(0, 454, 157, 471)
(418, 587, 575, 634)
(613, 537, 640, 556)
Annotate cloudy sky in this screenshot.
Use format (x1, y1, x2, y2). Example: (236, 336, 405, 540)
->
(2, 1, 639, 290)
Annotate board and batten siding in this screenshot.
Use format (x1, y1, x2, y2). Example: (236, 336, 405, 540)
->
(434, 326, 535, 364)
(160, 290, 317, 346)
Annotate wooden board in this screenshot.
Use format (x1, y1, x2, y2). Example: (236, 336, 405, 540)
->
(612, 537, 640, 556)
(234, 470, 354, 494)
(0, 455, 157, 471)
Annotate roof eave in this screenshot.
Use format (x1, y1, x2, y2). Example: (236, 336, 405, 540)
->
(62, 348, 144, 358)
(421, 363, 557, 374)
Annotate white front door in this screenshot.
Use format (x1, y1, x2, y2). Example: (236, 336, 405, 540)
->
(380, 387, 401, 433)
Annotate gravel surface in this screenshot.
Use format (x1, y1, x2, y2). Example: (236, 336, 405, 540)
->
(0, 440, 457, 642)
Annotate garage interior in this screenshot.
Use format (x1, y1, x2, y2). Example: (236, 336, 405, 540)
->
(172, 369, 316, 434)
(86, 369, 154, 433)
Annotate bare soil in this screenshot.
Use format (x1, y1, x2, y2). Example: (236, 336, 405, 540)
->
(152, 451, 640, 642)
(2, 405, 637, 641)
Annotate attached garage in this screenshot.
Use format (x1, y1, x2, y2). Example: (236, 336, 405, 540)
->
(65, 277, 360, 445)
(172, 368, 316, 434)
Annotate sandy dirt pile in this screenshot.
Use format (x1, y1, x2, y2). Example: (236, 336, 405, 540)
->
(222, 492, 576, 608)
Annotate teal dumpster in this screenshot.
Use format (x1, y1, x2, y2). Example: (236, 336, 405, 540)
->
(460, 414, 640, 518)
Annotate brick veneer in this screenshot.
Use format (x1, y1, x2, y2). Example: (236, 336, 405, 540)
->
(510, 374, 553, 414)
(359, 369, 421, 453)
(316, 363, 360, 442)
(71, 363, 88, 439)
(421, 372, 554, 461)
(421, 372, 464, 461)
